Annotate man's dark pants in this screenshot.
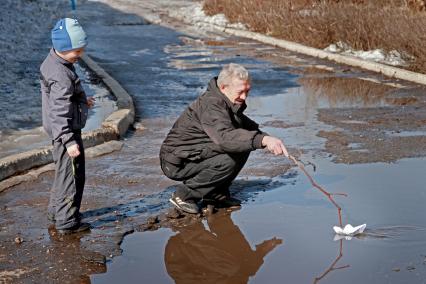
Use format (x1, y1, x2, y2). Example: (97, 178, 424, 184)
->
(48, 132, 85, 230)
(161, 152, 250, 201)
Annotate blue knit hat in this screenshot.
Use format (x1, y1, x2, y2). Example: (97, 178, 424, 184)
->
(51, 18, 87, 52)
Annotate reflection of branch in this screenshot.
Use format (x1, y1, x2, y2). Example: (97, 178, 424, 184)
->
(313, 239, 350, 284)
(289, 155, 347, 227)
(288, 155, 350, 282)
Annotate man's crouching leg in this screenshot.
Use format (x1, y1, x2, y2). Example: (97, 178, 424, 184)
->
(161, 152, 250, 214)
(202, 152, 250, 208)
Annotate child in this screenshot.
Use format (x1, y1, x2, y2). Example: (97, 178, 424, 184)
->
(40, 18, 95, 234)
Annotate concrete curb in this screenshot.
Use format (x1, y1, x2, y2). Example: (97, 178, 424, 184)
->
(0, 54, 135, 185)
(0, 147, 53, 183)
(221, 27, 426, 85)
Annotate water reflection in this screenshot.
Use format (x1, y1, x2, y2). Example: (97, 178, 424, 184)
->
(299, 76, 395, 108)
(313, 239, 349, 284)
(165, 211, 282, 284)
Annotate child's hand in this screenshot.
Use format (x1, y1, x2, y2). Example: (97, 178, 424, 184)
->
(87, 97, 96, 108)
(67, 144, 80, 158)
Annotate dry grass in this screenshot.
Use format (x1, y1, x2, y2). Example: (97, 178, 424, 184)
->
(203, 0, 426, 73)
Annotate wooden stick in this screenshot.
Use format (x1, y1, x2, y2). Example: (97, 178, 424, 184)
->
(289, 155, 347, 227)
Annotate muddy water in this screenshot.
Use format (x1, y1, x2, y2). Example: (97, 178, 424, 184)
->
(90, 154, 426, 284)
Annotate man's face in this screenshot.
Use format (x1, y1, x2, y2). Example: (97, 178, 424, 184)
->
(221, 78, 251, 105)
(57, 47, 85, 63)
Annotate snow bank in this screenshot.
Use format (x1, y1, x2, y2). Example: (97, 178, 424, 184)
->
(325, 41, 409, 67)
(172, 3, 408, 68)
(169, 2, 246, 30)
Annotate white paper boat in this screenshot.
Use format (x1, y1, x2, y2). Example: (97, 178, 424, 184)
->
(333, 224, 366, 236)
(333, 234, 353, 241)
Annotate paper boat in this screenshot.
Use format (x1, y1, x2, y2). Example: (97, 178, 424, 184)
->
(333, 224, 366, 236)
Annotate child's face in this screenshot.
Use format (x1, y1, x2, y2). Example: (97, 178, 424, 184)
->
(56, 47, 85, 63)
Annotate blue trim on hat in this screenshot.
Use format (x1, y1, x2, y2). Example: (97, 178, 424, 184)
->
(51, 19, 73, 52)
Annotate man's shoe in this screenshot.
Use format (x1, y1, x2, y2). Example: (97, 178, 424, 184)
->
(47, 213, 56, 224)
(218, 196, 241, 208)
(203, 195, 241, 208)
(57, 222, 91, 235)
(169, 193, 199, 214)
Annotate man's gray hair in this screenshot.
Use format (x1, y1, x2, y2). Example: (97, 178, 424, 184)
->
(217, 63, 250, 87)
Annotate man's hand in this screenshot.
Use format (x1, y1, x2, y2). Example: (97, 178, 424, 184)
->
(255, 237, 283, 255)
(87, 97, 96, 108)
(262, 136, 289, 157)
(67, 144, 80, 158)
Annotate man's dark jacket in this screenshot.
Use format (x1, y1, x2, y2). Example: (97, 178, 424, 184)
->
(160, 77, 266, 165)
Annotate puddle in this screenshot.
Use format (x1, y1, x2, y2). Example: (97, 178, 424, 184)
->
(347, 142, 364, 148)
(91, 229, 176, 283)
(93, 157, 426, 283)
(385, 130, 426, 138)
(246, 85, 335, 151)
(298, 76, 395, 108)
(76, 64, 118, 131)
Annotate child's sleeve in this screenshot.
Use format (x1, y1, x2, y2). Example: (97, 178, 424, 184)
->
(49, 76, 76, 148)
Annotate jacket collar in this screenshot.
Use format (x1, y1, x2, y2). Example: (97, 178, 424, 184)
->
(207, 77, 247, 114)
(49, 48, 74, 67)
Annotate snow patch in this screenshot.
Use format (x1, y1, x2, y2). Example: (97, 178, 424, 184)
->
(169, 2, 247, 30)
(324, 41, 409, 67)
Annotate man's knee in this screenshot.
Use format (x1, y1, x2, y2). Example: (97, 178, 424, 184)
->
(160, 158, 181, 181)
(211, 154, 239, 173)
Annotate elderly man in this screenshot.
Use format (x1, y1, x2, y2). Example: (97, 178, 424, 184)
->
(160, 63, 288, 214)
